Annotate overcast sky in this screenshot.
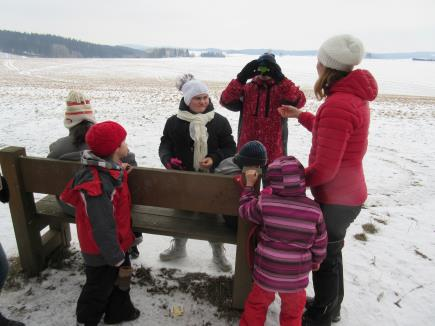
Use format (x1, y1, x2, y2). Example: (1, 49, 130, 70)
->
(1, 0, 434, 52)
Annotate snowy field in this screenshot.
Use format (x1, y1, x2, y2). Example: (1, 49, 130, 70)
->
(0, 55, 435, 325)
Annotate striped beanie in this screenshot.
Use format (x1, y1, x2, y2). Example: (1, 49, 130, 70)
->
(266, 156, 306, 196)
(64, 90, 96, 129)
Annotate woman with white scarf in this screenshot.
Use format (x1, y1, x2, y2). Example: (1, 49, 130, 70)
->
(158, 74, 236, 272)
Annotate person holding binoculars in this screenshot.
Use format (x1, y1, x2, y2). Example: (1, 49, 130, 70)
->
(220, 53, 306, 167)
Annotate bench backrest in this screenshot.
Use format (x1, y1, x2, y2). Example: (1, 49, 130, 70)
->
(1, 147, 240, 216)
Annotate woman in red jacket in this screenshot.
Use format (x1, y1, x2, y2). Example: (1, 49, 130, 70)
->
(278, 34, 378, 326)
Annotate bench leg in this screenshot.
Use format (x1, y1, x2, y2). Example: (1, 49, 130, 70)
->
(0, 147, 45, 276)
(232, 217, 252, 309)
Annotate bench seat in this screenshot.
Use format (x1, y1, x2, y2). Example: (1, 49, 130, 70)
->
(35, 195, 237, 244)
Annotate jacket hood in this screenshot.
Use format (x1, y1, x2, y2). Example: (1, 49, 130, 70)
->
(178, 98, 215, 114)
(265, 156, 306, 197)
(72, 150, 123, 188)
(330, 69, 378, 101)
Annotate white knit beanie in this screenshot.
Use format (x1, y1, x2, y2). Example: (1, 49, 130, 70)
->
(64, 90, 96, 129)
(176, 74, 209, 106)
(317, 34, 365, 72)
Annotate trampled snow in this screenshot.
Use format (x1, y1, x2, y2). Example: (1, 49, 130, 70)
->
(0, 56, 434, 325)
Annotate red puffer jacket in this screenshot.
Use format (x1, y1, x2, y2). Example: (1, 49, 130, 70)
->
(221, 76, 306, 163)
(298, 69, 378, 206)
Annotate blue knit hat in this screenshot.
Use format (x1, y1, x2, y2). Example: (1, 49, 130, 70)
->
(233, 141, 268, 168)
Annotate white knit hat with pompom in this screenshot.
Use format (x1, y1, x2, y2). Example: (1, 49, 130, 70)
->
(176, 74, 209, 106)
(317, 34, 365, 72)
(64, 90, 96, 129)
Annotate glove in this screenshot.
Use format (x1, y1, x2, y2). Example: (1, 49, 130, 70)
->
(267, 62, 285, 83)
(237, 60, 259, 84)
(165, 157, 185, 170)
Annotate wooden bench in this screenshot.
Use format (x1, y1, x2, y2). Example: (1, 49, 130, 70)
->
(0, 146, 251, 309)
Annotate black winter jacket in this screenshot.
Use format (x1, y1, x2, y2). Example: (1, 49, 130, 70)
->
(159, 99, 236, 171)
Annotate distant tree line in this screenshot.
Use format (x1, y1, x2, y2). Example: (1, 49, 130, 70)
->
(0, 30, 191, 58)
(200, 51, 225, 58)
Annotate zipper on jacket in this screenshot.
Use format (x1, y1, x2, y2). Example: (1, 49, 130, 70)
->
(264, 86, 272, 117)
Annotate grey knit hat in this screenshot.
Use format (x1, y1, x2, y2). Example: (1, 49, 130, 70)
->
(233, 141, 268, 168)
(317, 34, 365, 72)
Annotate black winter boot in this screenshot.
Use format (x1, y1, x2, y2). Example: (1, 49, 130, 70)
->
(305, 297, 341, 323)
(0, 312, 25, 326)
(103, 287, 140, 324)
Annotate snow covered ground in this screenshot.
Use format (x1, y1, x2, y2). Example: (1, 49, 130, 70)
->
(0, 55, 434, 325)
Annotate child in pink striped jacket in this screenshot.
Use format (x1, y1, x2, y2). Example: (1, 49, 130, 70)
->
(239, 156, 327, 326)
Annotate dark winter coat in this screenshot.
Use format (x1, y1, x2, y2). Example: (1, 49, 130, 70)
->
(298, 69, 378, 205)
(159, 99, 236, 171)
(60, 154, 135, 266)
(220, 76, 306, 163)
(48, 131, 137, 165)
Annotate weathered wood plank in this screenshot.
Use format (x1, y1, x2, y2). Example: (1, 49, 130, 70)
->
(35, 196, 237, 244)
(19, 157, 240, 215)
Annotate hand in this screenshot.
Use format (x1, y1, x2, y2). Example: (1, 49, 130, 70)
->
(277, 105, 301, 118)
(121, 163, 133, 174)
(200, 157, 213, 169)
(165, 157, 185, 170)
(237, 60, 259, 84)
(312, 263, 320, 271)
(244, 169, 260, 187)
(267, 62, 285, 82)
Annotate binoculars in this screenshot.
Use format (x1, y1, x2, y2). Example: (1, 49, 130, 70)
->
(257, 65, 270, 75)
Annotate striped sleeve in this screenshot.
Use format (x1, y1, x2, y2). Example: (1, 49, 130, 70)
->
(311, 212, 328, 264)
(239, 186, 263, 225)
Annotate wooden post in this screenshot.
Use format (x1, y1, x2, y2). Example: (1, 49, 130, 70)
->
(232, 217, 252, 309)
(0, 146, 44, 275)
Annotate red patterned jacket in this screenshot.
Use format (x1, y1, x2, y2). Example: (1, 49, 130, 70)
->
(298, 69, 378, 205)
(220, 76, 306, 163)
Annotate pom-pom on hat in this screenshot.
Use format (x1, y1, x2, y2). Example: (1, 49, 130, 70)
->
(64, 90, 96, 129)
(317, 34, 365, 72)
(85, 121, 127, 157)
(233, 141, 268, 168)
(176, 74, 209, 106)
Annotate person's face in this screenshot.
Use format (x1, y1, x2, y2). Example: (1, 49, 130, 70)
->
(116, 140, 129, 159)
(189, 94, 209, 113)
(258, 75, 271, 81)
(316, 60, 326, 77)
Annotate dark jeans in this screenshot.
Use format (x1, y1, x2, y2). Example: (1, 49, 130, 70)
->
(76, 255, 131, 324)
(0, 243, 8, 290)
(308, 204, 361, 323)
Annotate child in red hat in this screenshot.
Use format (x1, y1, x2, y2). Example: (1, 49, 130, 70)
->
(60, 121, 140, 325)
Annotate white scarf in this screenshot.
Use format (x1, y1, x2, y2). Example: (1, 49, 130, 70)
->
(176, 110, 215, 171)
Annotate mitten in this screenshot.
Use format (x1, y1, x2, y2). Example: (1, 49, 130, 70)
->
(237, 60, 259, 84)
(165, 157, 184, 170)
(267, 62, 285, 82)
